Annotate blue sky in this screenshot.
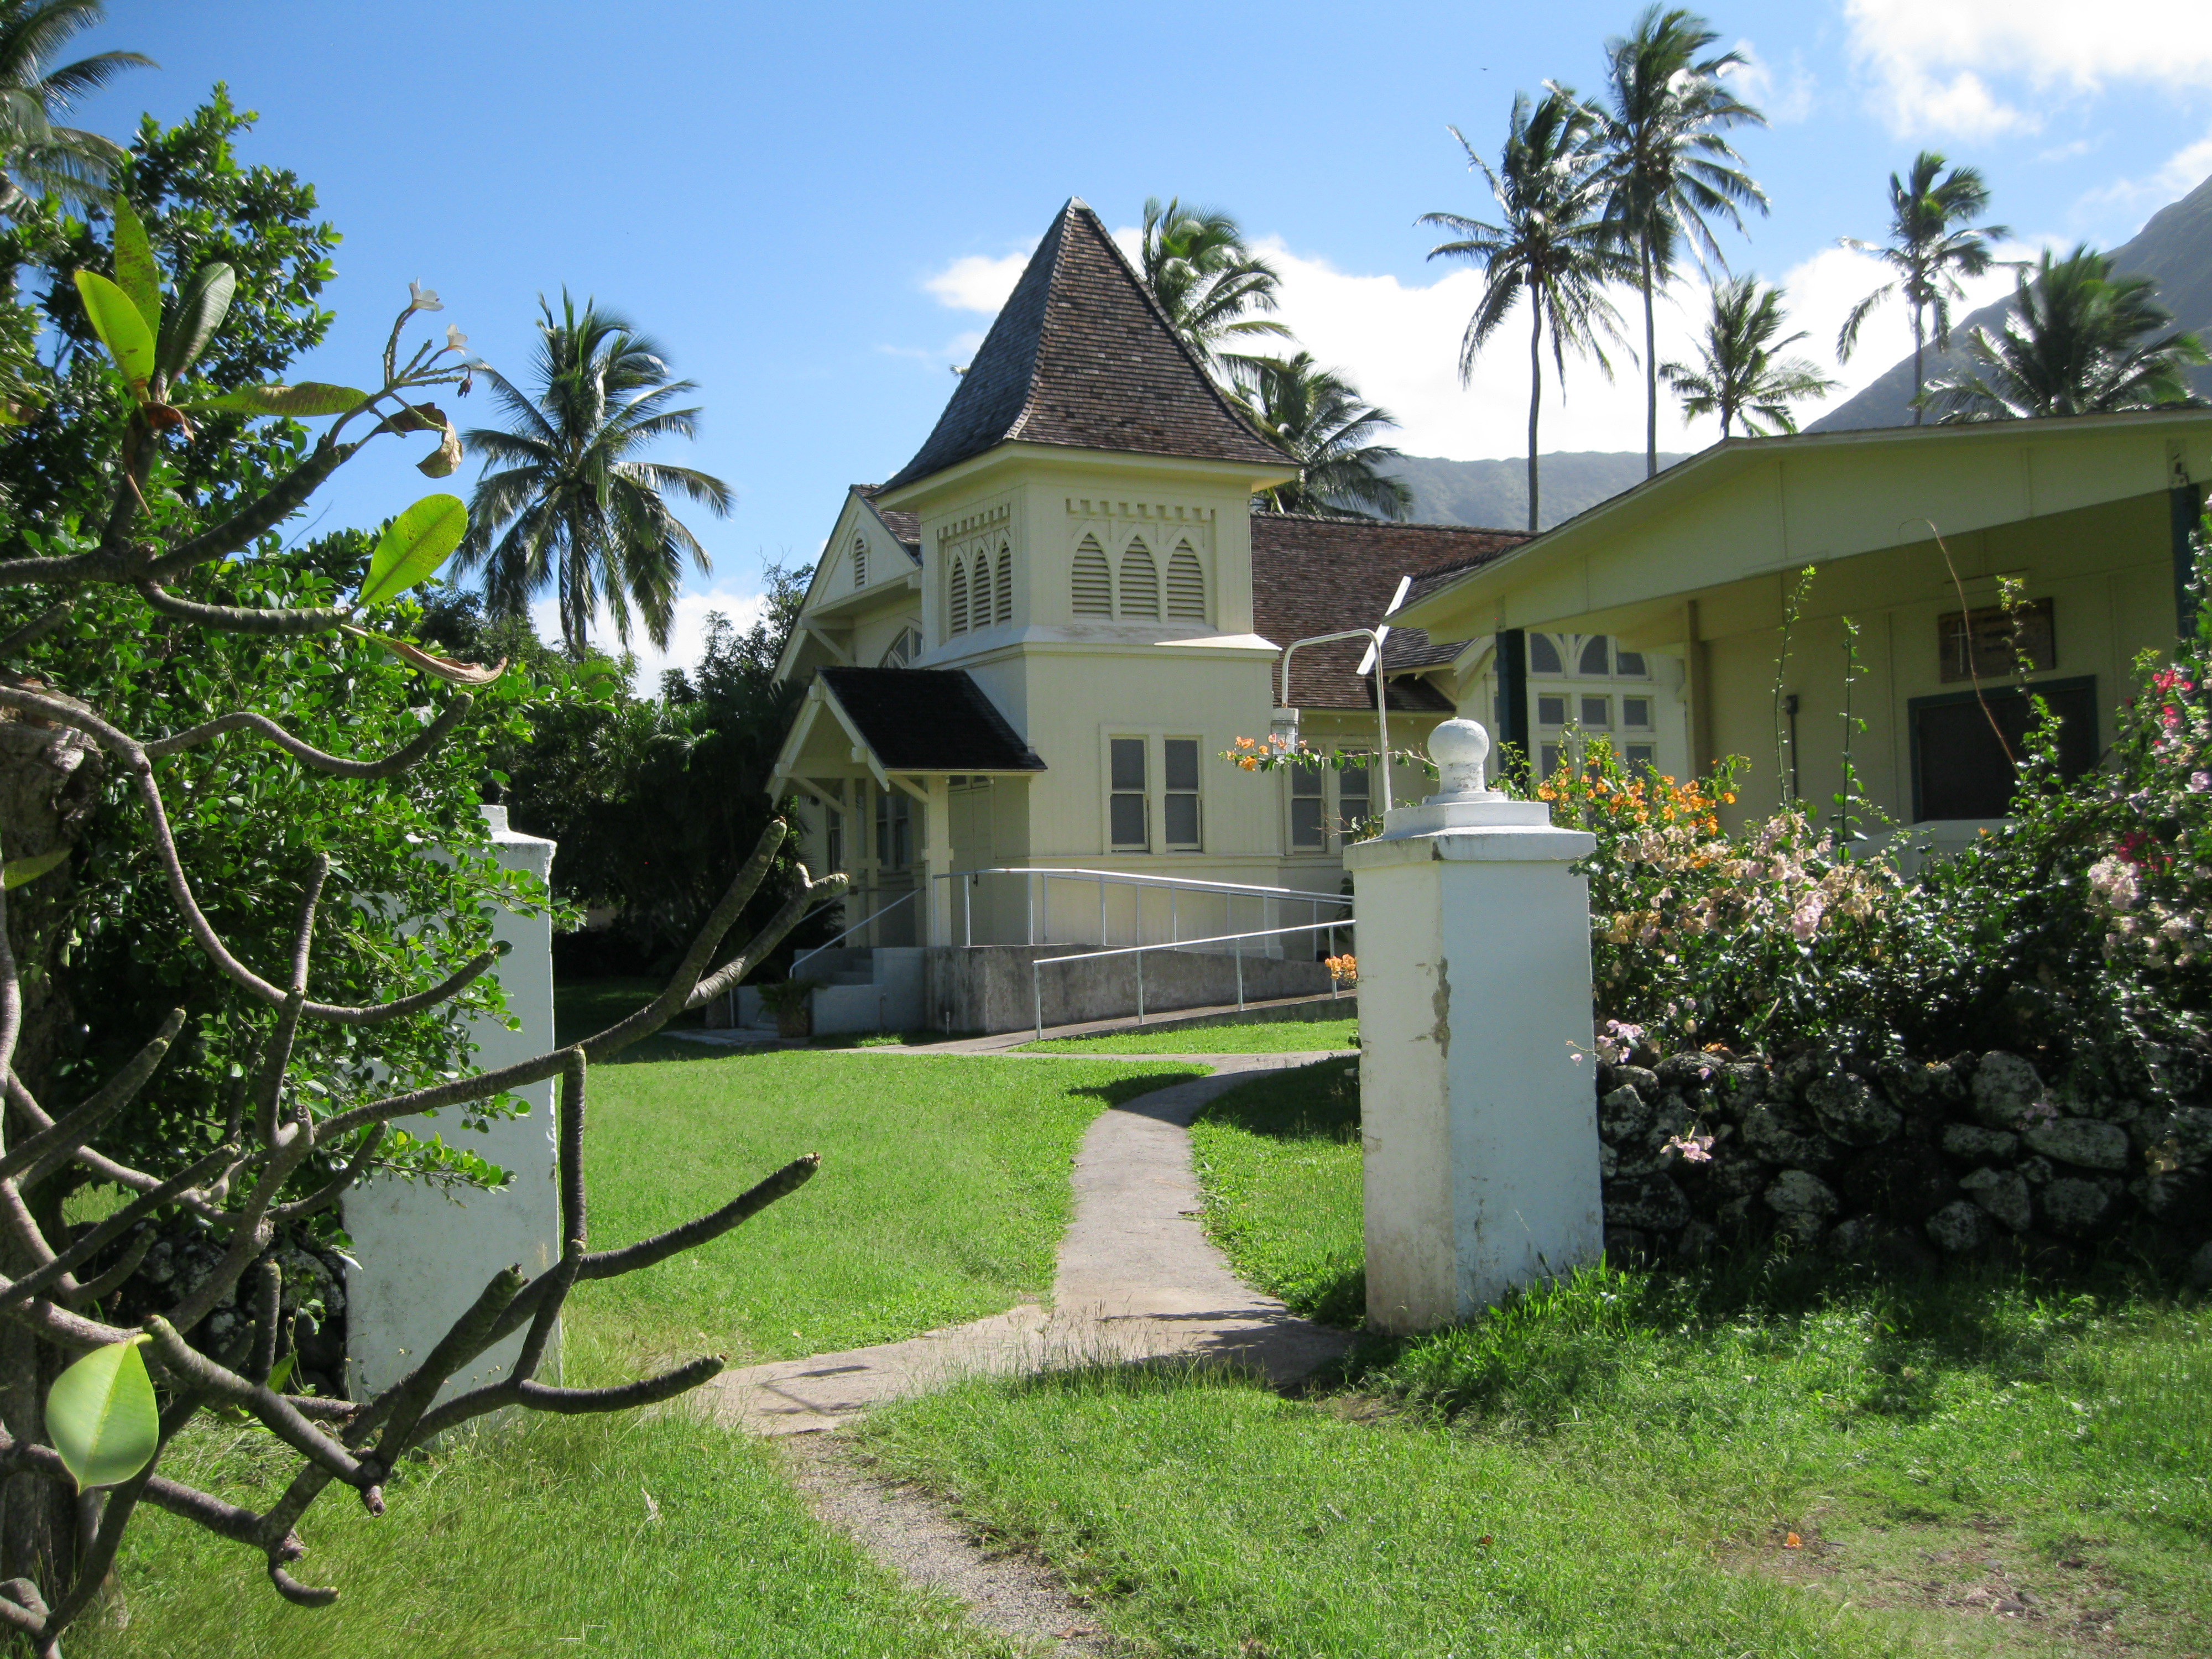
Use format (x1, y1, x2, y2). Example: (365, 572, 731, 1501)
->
(72, 2, 2212, 677)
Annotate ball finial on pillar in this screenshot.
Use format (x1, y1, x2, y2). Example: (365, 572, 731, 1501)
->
(1426, 717, 1496, 802)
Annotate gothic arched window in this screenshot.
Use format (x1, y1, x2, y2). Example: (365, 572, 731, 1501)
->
(1166, 540, 1205, 621)
(995, 543, 1013, 625)
(1072, 534, 1112, 615)
(1119, 538, 1159, 619)
(948, 557, 969, 635)
(1529, 633, 1564, 675)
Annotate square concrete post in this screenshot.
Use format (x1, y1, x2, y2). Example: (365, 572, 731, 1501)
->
(344, 805, 560, 1400)
(1344, 719, 1603, 1334)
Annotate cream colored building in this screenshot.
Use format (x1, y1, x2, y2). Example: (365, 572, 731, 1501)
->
(765, 199, 1644, 1030)
(1395, 409, 2212, 858)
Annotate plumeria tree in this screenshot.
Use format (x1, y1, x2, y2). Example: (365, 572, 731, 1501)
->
(0, 211, 842, 1650)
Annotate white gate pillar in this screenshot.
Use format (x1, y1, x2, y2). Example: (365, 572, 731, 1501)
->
(1345, 720, 1603, 1334)
(345, 805, 560, 1399)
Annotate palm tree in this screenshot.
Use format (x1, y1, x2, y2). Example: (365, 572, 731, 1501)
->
(0, 0, 153, 215)
(455, 293, 732, 653)
(1836, 151, 2010, 424)
(1594, 4, 1767, 478)
(1662, 276, 1837, 438)
(1421, 89, 1635, 534)
(1139, 196, 1290, 377)
(1235, 352, 1413, 519)
(1928, 246, 2208, 422)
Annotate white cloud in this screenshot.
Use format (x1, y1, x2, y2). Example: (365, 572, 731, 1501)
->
(922, 251, 1030, 313)
(529, 584, 770, 691)
(1844, 0, 2212, 136)
(1729, 41, 1816, 126)
(2080, 128, 2212, 213)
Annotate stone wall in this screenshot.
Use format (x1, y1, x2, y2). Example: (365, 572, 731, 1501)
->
(1594, 1046, 2212, 1280)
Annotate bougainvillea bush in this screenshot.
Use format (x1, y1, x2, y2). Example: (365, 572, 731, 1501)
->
(1553, 535, 2212, 1112)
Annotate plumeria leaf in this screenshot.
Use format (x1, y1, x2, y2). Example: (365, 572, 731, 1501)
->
(416, 417, 462, 478)
(192, 382, 373, 418)
(111, 196, 161, 335)
(156, 262, 236, 382)
(356, 495, 467, 609)
(48, 1337, 158, 1493)
(73, 271, 156, 395)
(3, 847, 69, 889)
(342, 625, 508, 686)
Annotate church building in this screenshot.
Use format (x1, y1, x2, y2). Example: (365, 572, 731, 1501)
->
(764, 199, 1689, 1031)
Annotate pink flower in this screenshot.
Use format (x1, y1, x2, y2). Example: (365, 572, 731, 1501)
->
(2193, 771, 2211, 794)
(1663, 1131, 1715, 1165)
(1790, 894, 1825, 942)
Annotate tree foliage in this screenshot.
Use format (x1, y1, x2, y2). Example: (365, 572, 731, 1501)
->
(1236, 352, 1412, 520)
(1422, 89, 1634, 533)
(1661, 275, 1835, 439)
(1835, 149, 2010, 422)
(1929, 245, 2209, 422)
(453, 292, 732, 654)
(1138, 196, 1290, 379)
(0, 0, 153, 216)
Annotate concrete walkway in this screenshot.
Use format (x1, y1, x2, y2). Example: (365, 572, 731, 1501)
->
(700, 1052, 1352, 1434)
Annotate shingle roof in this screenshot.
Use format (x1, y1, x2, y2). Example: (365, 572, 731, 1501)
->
(818, 668, 1046, 773)
(853, 485, 921, 560)
(1249, 515, 1528, 709)
(879, 200, 1290, 493)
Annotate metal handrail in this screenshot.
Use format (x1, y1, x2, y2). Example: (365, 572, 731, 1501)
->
(930, 864, 1350, 954)
(929, 866, 1355, 902)
(1028, 916, 1353, 1041)
(792, 886, 917, 978)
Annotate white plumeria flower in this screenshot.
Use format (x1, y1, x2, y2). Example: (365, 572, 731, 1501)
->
(445, 323, 468, 354)
(409, 280, 444, 312)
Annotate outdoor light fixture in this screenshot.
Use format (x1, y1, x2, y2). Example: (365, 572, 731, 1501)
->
(1277, 577, 1413, 823)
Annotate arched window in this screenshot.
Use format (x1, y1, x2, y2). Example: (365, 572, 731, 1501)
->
(948, 557, 969, 635)
(995, 542, 1013, 625)
(1072, 534, 1112, 615)
(1166, 540, 1205, 620)
(852, 536, 867, 589)
(879, 625, 922, 667)
(1119, 537, 1159, 619)
(1578, 635, 1610, 676)
(1529, 633, 1564, 675)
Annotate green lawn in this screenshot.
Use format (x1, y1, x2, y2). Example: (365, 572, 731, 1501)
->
(571, 1049, 1199, 1364)
(1188, 1055, 1364, 1323)
(857, 1063, 2212, 1659)
(82, 1045, 1198, 1658)
(1023, 1015, 1359, 1054)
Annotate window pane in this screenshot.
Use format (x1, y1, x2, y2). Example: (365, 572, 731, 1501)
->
(1614, 649, 1647, 677)
(1537, 694, 1567, 726)
(1540, 743, 1561, 776)
(1581, 695, 1610, 728)
(1529, 633, 1563, 674)
(1624, 696, 1652, 728)
(1163, 738, 1199, 792)
(1339, 759, 1369, 795)
(1626, 744, 1656, 775)
(1110, 737, 1146, 791)
(1110, 793, 1147, 847)
(1290, 766, 1323, 797)
(1165, 794, 1199, 847)
(1912, 681, 2097, 820)
(1290, 796, 1325, 850)
(1578, 635, 1610, 676)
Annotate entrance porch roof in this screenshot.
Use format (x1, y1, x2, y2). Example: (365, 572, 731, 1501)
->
(769, 667, 1046, 798)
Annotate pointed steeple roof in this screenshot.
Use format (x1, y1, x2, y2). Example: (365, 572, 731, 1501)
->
(880, 200, 1292, 493)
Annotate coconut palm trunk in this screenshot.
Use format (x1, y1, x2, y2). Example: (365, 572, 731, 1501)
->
(1640, 233, 1658, 475)
(1526, 301, 1545, 533)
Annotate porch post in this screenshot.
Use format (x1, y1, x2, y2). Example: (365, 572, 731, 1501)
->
(921, 774, 954, 947)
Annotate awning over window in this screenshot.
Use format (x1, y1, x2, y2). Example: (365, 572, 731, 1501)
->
(769, 667, 1046, 797)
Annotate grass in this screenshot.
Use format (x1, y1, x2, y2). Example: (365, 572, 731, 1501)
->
(81, 1319, 1018, 1659)
(82, 1042, 1205, 1658)
(569, 1049, 1199, 1364)
(1187, 1055, 1365, 1324)
(856, 1062, 2212, 1658)
(1022, 1015, 1359, 1054)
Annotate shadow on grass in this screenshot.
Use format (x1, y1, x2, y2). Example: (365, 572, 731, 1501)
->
(1195, 1054, 1359, 1144)
(1071, 1070, 1211, 1109)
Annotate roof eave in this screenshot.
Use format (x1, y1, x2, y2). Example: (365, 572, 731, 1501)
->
(874, 439, 1298, 509)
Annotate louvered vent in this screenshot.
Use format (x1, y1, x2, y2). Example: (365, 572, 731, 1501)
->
(995, 546, 1013, 625)
(1072, 534, 1112, 615)
(1166, 541, 1206, 620)
(852, 536, 867, 588)
(1119, 539, 1159, 619)
(948, 558, 969, 635)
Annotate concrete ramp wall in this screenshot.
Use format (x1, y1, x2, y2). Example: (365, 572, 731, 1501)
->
(926, 943, 1332, 1035)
